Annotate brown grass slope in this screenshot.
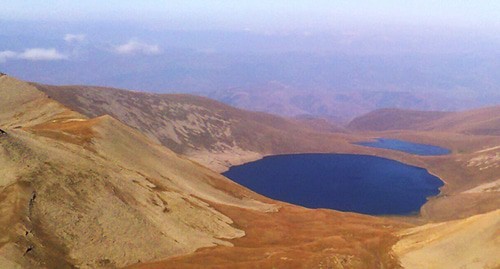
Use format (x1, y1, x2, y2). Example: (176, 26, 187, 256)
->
(0, 76, 277, 268)
(427, 106, 500, 135)
(393, 210, 500, 269)
(34, 83, 353, 171)
(347, 108, 451, 131)
(348, 107, 500, 135)
(131, 204, 407, 269)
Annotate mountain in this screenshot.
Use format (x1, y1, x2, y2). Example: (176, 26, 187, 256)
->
(0, 76, 410, 268)
(33, 83, 352, 171)
(425, 106, 500, 135)
(347, 108, 451, 131)
(1, 75, 498, 268)
(0, 76, 276, 268)
(292, 114, 348, 133)
(348, 107, 500, 135)
(30, 80, 500, 222)
(205, 85, 447, 123)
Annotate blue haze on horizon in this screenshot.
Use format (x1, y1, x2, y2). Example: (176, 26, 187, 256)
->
(1, 1, 499, 119)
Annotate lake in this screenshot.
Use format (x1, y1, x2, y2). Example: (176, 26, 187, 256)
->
(355, 138, 450, 155)
(223, 154, 443, 215)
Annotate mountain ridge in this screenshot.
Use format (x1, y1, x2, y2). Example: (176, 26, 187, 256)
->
(33, 83, 354, 171)
(0, 76, 278, 268)
(348, 107, 500, 135)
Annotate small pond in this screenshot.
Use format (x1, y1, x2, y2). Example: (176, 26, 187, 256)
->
(355, 138, 450, 156)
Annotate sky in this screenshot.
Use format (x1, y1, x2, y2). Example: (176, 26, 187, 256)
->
(1, 0, 499, 113)
(2, 0, 500, 32)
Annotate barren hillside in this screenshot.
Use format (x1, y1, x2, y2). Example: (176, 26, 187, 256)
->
(347, 108, 451, 131)
(393, 210, 500, 269)
(348, 107, 500, 135)
(0, 76, 276, 268)
(34, 83, 352, 171)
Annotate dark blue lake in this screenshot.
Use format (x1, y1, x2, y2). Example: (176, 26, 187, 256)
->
(355, 138, 450, 156)
(223, 154, 443, 215)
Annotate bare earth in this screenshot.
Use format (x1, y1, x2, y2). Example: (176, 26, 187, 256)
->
(393, 210, 499, 269)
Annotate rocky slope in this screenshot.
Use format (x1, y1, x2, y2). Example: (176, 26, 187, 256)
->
(0, 76, 276, 268)
(393, 210, 500, 269)
(34, 83, 353, 171)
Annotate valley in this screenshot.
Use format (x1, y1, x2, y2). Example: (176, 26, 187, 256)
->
(0, 75, 498, 268)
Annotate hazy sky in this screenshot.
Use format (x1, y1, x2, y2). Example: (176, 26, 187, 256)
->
(1, 1, 499, 114)
(3, 1, 500, 31)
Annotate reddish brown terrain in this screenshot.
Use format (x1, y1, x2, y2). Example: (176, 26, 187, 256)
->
(0, 75, 498, 268)
(347, 108, 452, 131)
(348, 107, 500, 135)
(35, 83, 359, 172)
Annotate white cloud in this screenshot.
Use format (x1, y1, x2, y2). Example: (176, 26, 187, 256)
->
(64, 33, 86, 43)
(0, 48, 67, 62)
(18, 48, 67, 61)
(0, 50, 17, 63)
(114, 40, 161, 55)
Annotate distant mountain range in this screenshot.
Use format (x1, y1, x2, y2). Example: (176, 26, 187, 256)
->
(204, 83, 473, 122)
